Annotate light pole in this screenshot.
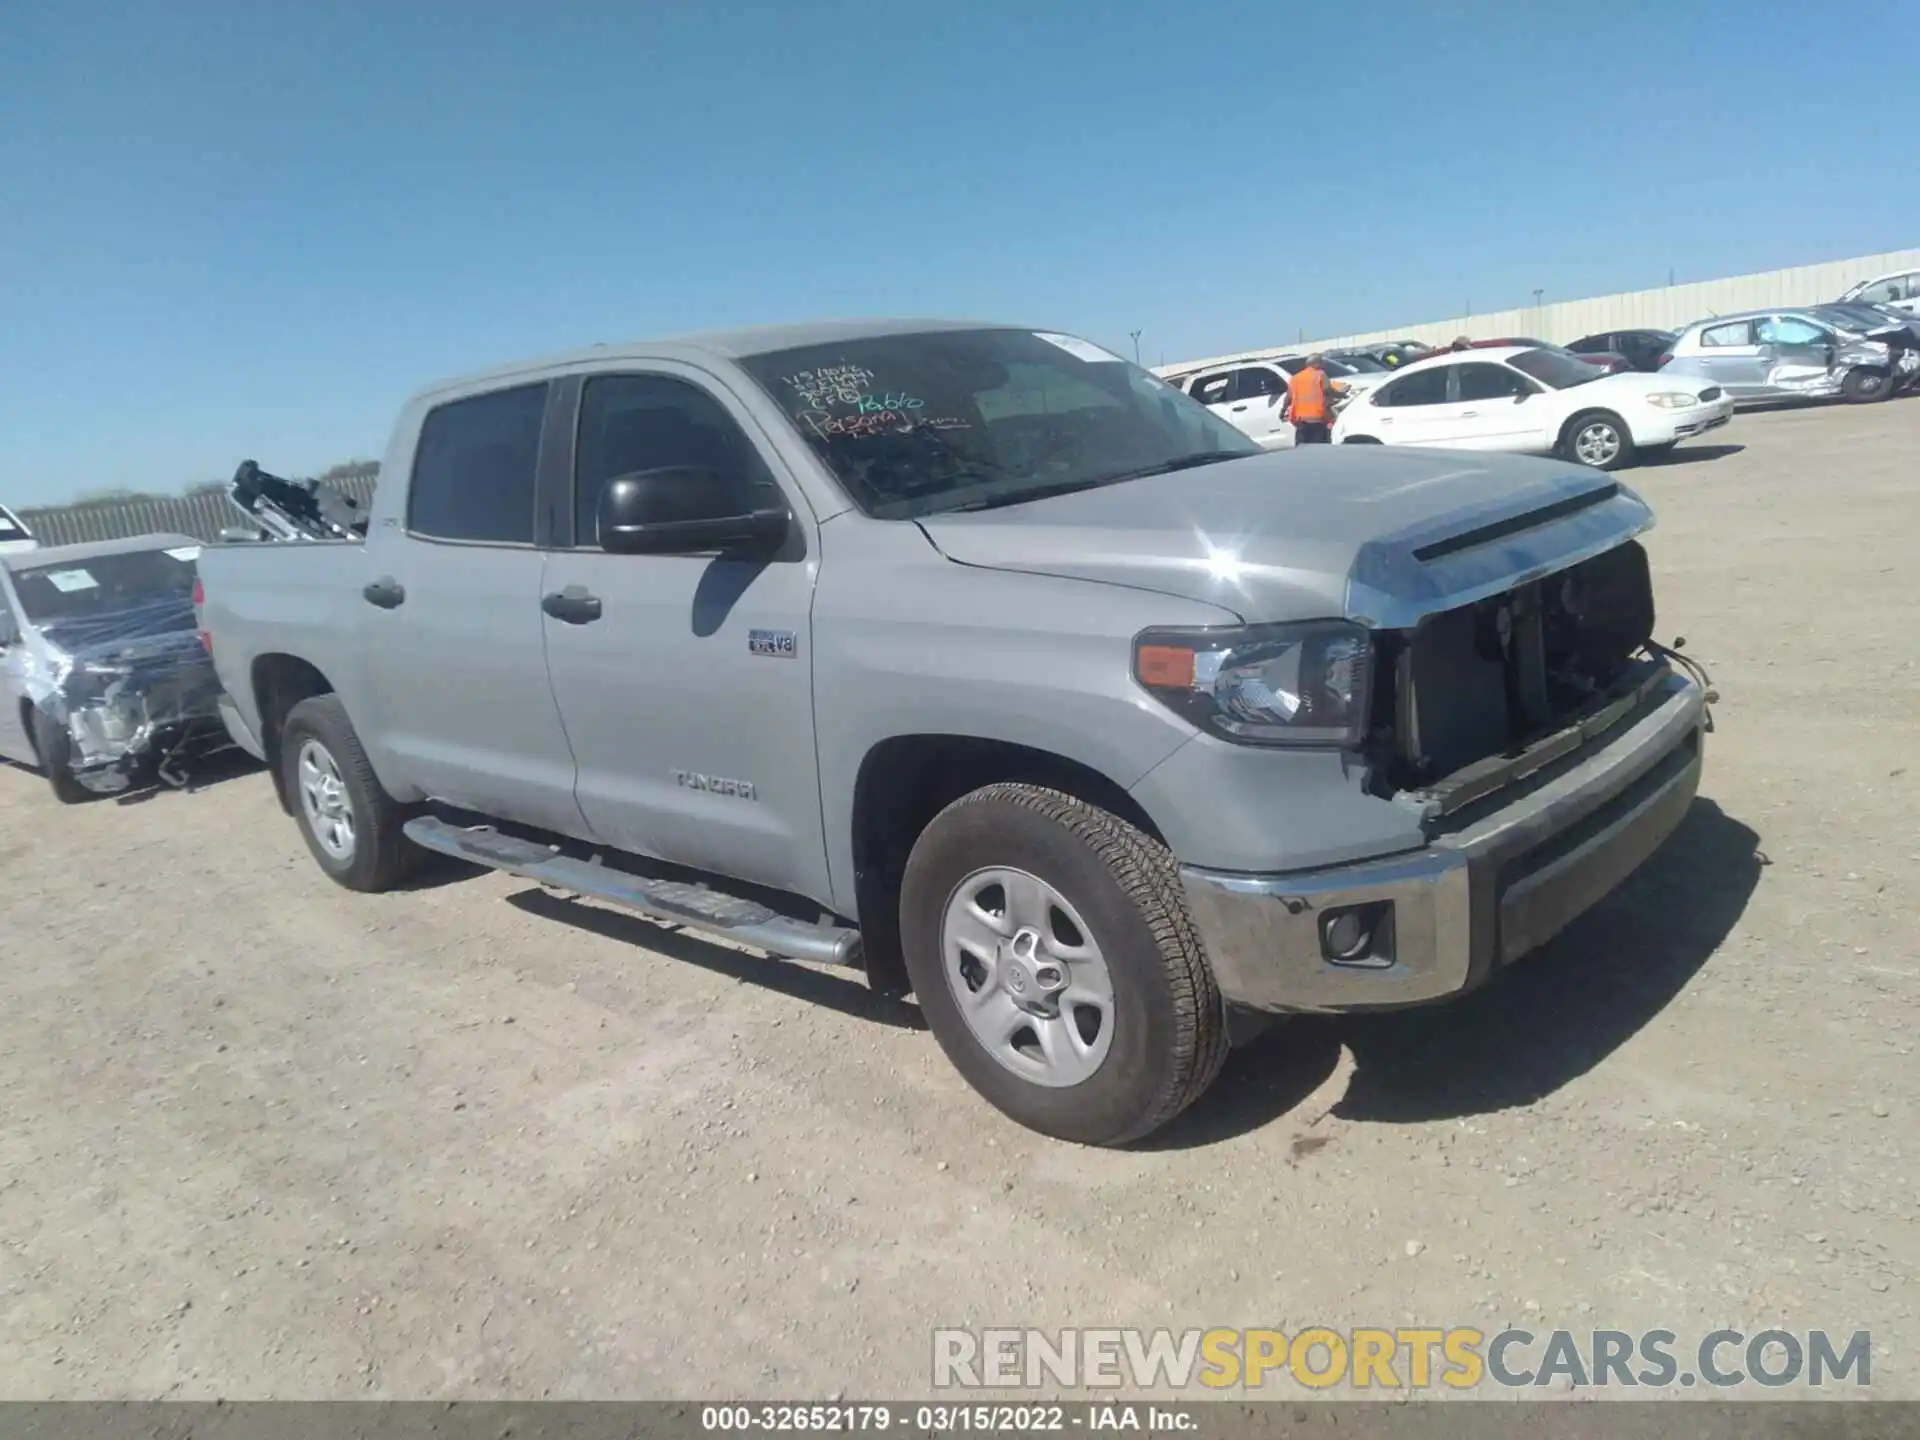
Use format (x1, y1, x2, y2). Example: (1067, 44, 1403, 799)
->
(1129, 330, 1143, 364)
(1532, 288, 1544, 309)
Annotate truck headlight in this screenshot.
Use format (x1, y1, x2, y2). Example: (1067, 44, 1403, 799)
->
(1644, 392, 1699, 409)
(1133, 622, 1372, 747)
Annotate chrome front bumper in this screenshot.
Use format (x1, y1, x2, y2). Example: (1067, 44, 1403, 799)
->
(1180, 675, 1706, 1014)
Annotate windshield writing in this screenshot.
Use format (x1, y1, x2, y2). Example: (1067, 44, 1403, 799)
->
(739, 329, 1260, 518)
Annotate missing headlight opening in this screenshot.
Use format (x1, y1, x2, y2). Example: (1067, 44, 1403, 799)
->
(1373, 540, 1664, 808)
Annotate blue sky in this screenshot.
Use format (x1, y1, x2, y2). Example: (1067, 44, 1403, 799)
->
(3, 0, 1914, 504)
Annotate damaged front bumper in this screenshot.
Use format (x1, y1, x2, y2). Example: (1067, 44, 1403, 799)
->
(1180, 670, 1706, 1013)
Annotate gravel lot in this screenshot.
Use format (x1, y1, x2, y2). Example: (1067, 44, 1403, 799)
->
(2, 399, 1914, 1401)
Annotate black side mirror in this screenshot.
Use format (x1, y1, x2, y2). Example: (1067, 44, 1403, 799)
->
(1514, 389, 1532, 403)
(598, 466, 788, 557)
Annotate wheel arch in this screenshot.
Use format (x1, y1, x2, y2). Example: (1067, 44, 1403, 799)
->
(250, 653, 337, 812)
(847, 733, 1168, 997)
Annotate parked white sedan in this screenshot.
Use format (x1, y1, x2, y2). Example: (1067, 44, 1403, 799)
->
(1330, 345, 1735, 470)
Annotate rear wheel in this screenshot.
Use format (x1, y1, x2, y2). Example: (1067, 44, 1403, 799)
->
(28, 708, 92, 805)
(899, 783, 1227, 1145)
(1841, 367, 1891, 403)
(1562, 410, 1636, 470)
(280, 695, 421, 891)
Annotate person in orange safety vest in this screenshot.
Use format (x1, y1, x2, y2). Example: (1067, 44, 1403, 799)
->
(1281, 355, 1346, 445)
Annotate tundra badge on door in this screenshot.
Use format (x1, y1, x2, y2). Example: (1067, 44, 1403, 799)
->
(749, 628, 797, 658)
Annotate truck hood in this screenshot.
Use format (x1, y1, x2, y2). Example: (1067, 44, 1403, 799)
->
(915, 447, 1655, 629)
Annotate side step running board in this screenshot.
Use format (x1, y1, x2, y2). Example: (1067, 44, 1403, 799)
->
(403, 816, 862, 967)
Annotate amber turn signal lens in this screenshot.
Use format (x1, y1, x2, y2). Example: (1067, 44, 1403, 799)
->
(1135, 644, 1197, 689)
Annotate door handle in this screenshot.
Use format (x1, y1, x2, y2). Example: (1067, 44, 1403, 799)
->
(1459, 410, 1480, 418)
(362, 577, 406, 609)
(541, 586, 603, 625)
(1230, 404, 1249, 412)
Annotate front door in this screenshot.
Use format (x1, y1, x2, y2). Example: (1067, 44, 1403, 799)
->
(1448, 362, 1553, 451)
(538, 368, 830, 902)
(1692, 319, 1769, 396)
(1755, 315, 1836, 391)
(356, 381, 589, 837)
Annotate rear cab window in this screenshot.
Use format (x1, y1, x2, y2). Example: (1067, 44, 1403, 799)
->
(408, 383, 550, 544)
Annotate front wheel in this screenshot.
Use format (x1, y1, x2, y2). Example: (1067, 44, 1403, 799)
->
(899, 783, 1228, 1145)
(29, 708, 92, 805)
(280, 694, 421, 891)
(1841, 367, 1891, 404)
(1562, 410, 1636, 470)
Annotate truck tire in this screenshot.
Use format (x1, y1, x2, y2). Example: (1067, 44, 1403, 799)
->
(280, 694, 420, 892)
(899, 783, 1227, 1145)
(29, 708, 92, 805)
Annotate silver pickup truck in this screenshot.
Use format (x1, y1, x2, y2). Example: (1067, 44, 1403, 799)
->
(197, 320, 1709, 1145)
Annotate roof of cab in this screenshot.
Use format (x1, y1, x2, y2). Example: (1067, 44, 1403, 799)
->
(0, 532, 201, 572)
(409, 318, 1011, 404)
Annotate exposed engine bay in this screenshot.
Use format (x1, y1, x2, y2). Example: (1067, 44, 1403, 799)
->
(1372, 539, 1711, 817)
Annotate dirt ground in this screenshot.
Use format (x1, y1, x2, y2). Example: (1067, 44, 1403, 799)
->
(1, 399, 1914, 1402)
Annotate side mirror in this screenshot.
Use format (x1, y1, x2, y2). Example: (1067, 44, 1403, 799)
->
(597, 466, 788, 557)
(1514, 390, 1531, 404)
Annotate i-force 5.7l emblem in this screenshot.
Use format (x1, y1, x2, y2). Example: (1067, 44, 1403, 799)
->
(674, 771, 757, 800)
(749, 628, 797, 659)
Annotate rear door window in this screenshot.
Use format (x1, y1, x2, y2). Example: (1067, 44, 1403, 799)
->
(408, 383, 550, 544)
(1699, 321, 1754, 348)
(1375, 368, 1451, 406)
(1189, 371, 1237, 406)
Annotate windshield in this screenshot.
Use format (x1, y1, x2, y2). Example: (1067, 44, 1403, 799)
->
(11, 546, 198, 627)
(737, 328, 1261, 518)
(1507, 348, 1604, 390)
(1328, 353, 1388, 373)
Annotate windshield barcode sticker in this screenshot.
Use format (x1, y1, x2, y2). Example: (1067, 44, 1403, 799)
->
(1034, 332, 1123, 364)
(45, 569, 98, 592)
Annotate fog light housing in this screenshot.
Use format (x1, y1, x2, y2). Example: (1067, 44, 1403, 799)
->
(1319, 901, 1395, 968)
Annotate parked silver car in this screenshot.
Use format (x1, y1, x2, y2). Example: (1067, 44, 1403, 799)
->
(0, 534, 227, 801)
(1661, 305, 1920, 404)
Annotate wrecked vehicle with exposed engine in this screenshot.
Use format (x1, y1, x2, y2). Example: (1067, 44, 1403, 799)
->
(1661, 304, 1920, 404)
(0, 534, 229, 802)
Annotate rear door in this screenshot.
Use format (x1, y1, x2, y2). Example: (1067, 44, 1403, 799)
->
(1364, 364, 1457, 445)
(0, 586, 32, 763)
(538, 367, 830, 900)
(1691, 319, 1769, 395)
(356, 381, 589, 836)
